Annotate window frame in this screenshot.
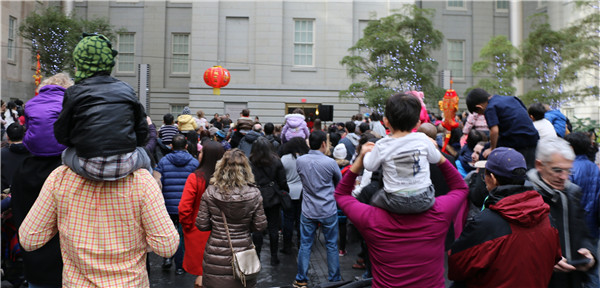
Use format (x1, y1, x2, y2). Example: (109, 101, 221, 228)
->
(171, 33, 190, 75)
(446, 0, 466, 10)
(116, 32, 136, 74)
(8, 16, 17, 62)
(496, 0, 509, 12)
(293, 19, 315, 67)
(170, 104, 187, 116)
(447, 40, 465, 80)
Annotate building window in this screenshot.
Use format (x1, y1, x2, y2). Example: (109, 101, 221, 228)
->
(496, 0, 509, 11)
(448, 40, 464, 79)
(225, 17, 249, 67)
(447, 0, 465, 9)
(537, 0, 548, 8)
(8, 16, 16, 62)
(117, 33, 135, 73)
(172, 34, 190, 74)
(294, 19, 314, 66)
(170, 104, 187, 116)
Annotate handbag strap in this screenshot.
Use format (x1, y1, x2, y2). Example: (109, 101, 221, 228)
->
(221, 210, 236, 255)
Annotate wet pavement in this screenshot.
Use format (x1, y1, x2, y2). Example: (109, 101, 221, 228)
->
(149, 228, 368, 288)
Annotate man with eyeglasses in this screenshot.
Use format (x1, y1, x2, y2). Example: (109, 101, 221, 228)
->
(527, 137, 597, 288)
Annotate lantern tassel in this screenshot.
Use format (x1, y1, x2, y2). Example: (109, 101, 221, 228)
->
(213, 88, 221, 95)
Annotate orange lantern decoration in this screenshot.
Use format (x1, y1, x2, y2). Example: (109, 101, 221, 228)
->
(203, 66, 230, 95)
(438, 80, 459, 153)
(33, 51, 43, 95)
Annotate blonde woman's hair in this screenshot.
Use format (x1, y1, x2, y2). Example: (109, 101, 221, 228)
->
(210, 148, 255, 193)
(36, 73, 74, 93)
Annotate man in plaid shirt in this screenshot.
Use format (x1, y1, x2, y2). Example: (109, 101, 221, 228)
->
(18, 166, 179, 287)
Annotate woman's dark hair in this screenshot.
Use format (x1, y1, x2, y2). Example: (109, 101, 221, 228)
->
(6, 101, 18, 122)
(370, 112, 382, 122)
(199, 129, 211, 144)
(278, 137, 309, 159)
(250, 137, 276, 167)
(527, 103, 546, 121)
(356, 132, 378, 156)
(466, 129, 488, 150)
(327, 125, 338, 134)
(358, 122, 370, 134)
(329, 131, 341, 147)
(565, 132, 592, 156)
(384, 93, 421, 132)
(195, 140, 225, 184)
(449, 128, 463, 144)
(186, 130, 199, 158)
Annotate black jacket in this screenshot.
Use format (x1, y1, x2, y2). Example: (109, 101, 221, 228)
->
(1, 143, 31, 191)
(527, 169, 597, 288)
(251, 156, 289, 208)
(11, 155, 63, 286)
(54, 75, 148, 158)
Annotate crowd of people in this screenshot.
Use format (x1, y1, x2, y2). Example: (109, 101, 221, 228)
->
(2, 33, 600, 288)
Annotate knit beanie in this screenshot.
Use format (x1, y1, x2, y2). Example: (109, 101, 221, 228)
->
(73, 33, 118, 83)
(333, 144, 347, 160)
(182, 106, 192, 115)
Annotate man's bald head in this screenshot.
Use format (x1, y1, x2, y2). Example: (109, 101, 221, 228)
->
(418, 122, 437, 140)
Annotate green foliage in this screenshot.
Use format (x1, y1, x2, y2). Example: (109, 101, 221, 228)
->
(339, 5, 444, 111)
(18, 7, 116, 77)
(469, 35, 518, 96)
(517, 5, 599, 107)
(571, 116, 599, 135)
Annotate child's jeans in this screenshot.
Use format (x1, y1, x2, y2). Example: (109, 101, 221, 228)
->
(370, 185, 435, 214)
(62, 146, 151, 181)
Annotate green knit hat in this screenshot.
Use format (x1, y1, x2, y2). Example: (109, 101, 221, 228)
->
(73, 33, 118, 83)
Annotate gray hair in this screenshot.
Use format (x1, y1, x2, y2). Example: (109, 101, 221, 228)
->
(536, 137, 575, 163)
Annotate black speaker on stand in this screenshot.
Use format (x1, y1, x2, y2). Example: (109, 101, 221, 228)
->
(318, 104, 333, 122)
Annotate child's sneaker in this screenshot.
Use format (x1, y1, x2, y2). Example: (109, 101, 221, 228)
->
(293, 280, 308, 287)
(339, 249, 347, 256)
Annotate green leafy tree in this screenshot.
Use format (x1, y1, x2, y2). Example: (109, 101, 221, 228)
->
(18, 7, 116, 77)
(469, 35, 518, 96)
(518, 3, 599, 107)
(340, 5, 444, 111)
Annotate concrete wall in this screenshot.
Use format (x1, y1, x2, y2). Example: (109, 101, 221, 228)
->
(1, 1, 48, 103)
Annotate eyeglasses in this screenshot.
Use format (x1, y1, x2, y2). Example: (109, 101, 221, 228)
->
(550, 167, 572, 175)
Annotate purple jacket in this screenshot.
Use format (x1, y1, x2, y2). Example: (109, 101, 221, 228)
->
(281, 114, 309, 142)
(23, 85, 68, 156)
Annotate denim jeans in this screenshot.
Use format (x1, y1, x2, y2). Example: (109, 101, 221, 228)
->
(169, 214, 184, 269)
(295, 213, 341, 282)
(282, 199, 302, 249)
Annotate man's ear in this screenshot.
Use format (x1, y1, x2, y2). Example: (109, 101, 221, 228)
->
(383, 117, 390, 128)
(534, 159, 543, 172)
(490, 173, 498, 186)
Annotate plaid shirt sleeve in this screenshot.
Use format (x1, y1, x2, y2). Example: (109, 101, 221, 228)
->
(141, 173, 179, 258)
(18, 170, 59, 251)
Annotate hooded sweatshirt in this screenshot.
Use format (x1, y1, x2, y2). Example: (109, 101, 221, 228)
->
(281, 114, 309, 142)
(238, 130, 263, 157)
(449, 185, 561, 288)
(155, 150, 199, 214)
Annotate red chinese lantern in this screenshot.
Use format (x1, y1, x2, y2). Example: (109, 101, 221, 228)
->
(203, 66, 230, 95)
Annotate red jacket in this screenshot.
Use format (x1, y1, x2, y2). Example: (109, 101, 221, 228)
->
(448, 186, 562, 288)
